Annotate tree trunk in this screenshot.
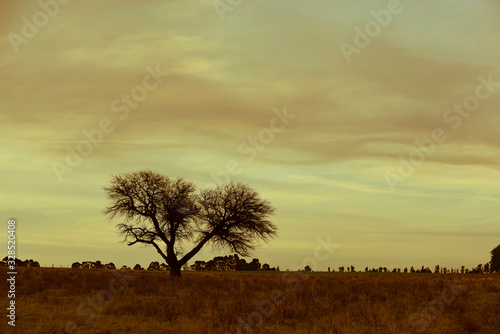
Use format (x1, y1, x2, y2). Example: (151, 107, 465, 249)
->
(170, 263, 182, 278)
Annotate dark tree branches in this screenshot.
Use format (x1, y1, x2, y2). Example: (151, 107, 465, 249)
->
(103, 170, 277, 277)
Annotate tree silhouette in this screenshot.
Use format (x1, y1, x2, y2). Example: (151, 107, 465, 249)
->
(106, 262, 116, 269)
(148, 261, 161, 271)
(187, 255, 271, 271)
(248, 258, 261, 270)
(103, 170, 277, 278)
(491, 244, 500, 272)
(95, 260, 104, 269)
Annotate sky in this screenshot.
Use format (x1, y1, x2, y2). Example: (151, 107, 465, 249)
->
(1, 0, 500, 271)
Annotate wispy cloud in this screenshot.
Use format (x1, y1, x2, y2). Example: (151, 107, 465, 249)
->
(2, 0, 499, 269)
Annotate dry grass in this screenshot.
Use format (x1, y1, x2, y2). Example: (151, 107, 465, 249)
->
(2, 267, 499, 333)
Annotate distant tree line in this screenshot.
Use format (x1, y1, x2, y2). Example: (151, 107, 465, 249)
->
(1, 257, 40, 267)
(187, 254, 277, 272)
(109, 255, 278, 272)
(69, 255, 278, 272)
(5, 244, 499, 274)
(323, 244, 500, 274)
(71, 261, 169, 271)
(324, 262, 496, 274)
(71, 261, 116, 269)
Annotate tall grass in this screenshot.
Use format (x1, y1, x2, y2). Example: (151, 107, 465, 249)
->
(2, 267, 499, 333)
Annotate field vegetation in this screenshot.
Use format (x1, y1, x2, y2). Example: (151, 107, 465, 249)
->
(3, 267, 499, 333)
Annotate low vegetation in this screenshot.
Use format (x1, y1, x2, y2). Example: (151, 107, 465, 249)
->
(4, 266, 499, 334)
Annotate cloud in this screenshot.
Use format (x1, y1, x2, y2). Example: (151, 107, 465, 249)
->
(1, 0, 500, 269)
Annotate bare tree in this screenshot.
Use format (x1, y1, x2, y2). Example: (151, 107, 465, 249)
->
(103, 170, 277, 277)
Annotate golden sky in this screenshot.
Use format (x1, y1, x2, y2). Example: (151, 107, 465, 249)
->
(2, 0, 500, 270)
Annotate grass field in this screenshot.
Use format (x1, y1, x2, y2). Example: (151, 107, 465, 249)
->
(2, 267, 499, 333)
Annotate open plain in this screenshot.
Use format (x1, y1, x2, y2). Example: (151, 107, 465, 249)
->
(3, 267, 499, 334)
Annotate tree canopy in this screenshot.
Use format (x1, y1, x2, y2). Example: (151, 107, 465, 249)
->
(103, 170, 277, 277)
(491, 244, 500, 272)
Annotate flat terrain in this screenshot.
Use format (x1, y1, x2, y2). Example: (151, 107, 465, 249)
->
(2, 267, 499, 333)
